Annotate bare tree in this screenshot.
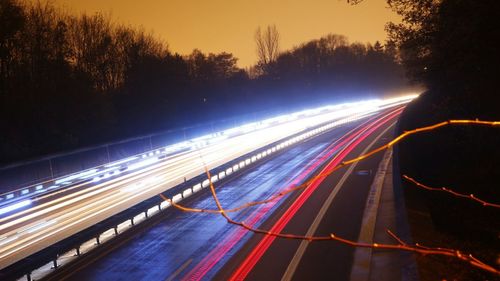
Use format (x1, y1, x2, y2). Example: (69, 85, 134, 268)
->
(254, 25, 280, 66)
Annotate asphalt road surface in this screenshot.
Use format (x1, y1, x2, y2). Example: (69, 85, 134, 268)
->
(219, 108, 399, 281)
(1, 104, 375, 270)
(43, 107, 401, 281)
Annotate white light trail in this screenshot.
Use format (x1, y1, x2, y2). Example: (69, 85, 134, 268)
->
(126, 158, 160, 171)
(0, 94, 419, 270)
(54, 169, 98, 184)
(104, 157, 138, 168)
(0, 200, 32, 216)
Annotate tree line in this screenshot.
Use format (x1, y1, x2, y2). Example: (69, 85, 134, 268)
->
(0, 0, 409, 164)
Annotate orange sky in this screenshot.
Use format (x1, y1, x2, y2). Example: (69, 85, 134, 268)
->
(52, 0, 400, 68)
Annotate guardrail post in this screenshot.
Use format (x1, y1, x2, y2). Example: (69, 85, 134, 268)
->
(106, 145, 111, 164)
(48, 158, 54, 179)
(75, 247, 81, 256)
(114, 226, 119, 236)
(96, 236, 100, 245)
(131, 217, 134, 226)
(145, 210, 148, 218)
(26, 272, 32, 281)
(52, 258, 58, 269)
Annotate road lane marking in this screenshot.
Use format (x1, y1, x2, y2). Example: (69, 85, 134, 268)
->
(230, 109, 403, 280)
(349, 148, 392, 281)
(280, 122, 395, 281)
(166, 259, 192, 281)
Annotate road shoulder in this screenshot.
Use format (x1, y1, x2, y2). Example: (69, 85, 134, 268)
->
(350, 148, 418, 281)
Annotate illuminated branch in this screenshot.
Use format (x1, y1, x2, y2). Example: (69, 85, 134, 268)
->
(162, 119, 500, 214)
(165, 203, 500, 275)
(161, 167, 500, 275)
(403, 175, 500, 208)
(157, 119, 500, 276)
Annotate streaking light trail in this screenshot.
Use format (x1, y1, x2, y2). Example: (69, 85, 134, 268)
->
(0, 95, 418, 272)
(0, 200, 32, 216)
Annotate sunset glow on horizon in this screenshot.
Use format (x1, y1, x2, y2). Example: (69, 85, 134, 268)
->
(51, 0, 400, 68)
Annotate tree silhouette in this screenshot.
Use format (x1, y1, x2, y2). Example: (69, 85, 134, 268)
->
(254, 25, 280, 74)
(0, 0, 24, 96)
(0, 0, 409, 164)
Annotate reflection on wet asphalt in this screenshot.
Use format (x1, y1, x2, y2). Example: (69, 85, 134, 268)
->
(73, 126, 351, 281)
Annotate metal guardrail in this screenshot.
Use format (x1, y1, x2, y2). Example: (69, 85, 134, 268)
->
(0, 99, 385, 205)
(0, 111, 296, 205)
(1, 112, 369, 281)
(0, 110, 284, 198)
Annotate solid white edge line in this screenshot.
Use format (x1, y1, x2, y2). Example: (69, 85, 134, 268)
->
(280, 122, 396, 281)
(349, 148, 393, 281)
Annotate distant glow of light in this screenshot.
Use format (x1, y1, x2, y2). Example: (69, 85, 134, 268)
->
(384, 93, 420, 104)
(26, 95, 418, 195)
(55, 169, 98, 184)
(190, 133, 218, 144)
(164, 141, 191, 153)
(126, 158, 160, 171)
(223, 123, 259, 135)
(208, 135, 228, 144)
(104, 157, 138, 168)
(218, 98, 390, 143)
(0, 200, 32, 215)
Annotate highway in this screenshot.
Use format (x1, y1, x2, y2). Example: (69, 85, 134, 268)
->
(0, 96, 414, 280)
(40, 106, 402, 281)
(221, 108, 399, 281)
(0, 100, 381, 271)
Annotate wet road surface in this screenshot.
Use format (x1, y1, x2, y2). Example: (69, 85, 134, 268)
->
(46, 118, 367, 281)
